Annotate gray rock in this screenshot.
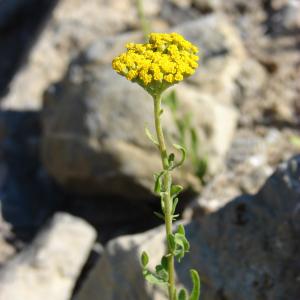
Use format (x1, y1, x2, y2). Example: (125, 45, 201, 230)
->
(0, 0, 138, 110)
(192, 0, 222, 12)
(41, 60, 199, 199)
(174, 84, 238, 174)
(281, 0, 300, 29)
(76, 155, 300, 300)
(235, 58, 267, 102)
(187, 127, 299, 218)
(0, 213, 96, 300)
(0, 236, 15, 268)
(170, 0, 192, 9)
(0, 216, 15, 267)
(175, 14, 247, 104)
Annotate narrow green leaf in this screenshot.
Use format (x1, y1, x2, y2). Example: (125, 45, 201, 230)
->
(171, 184, 183, 198)
(153, 211, 165, 220)
(178, 289, 188, 300)
(168, 153, 175, 167)
(195, 157, 208, 181)
(167, 234, 176, 252)
(141, 251, 149, 267)
(177, 224, 185, 235)
(154, 171, 165, 194)
(190, 127, 199, 155)
(172, 214, 179, 221)
(183, 112, 192, 129)
(171, 144, 186, 169)
(175, 250, 184, 262)
(175, 233, 190, 252)
(145, 126, 159, 146)
(189, 269, 201, 300)
(171, 197, 179, 215)
(173, 288, 178, 300)
(161, 256, 168, 270)
(172, 287, 178, 300)
(160, 197, 165, 214)
(177, 119, 186, 145)
(160, 191, 168, 199)
(163, 90, 178, 113)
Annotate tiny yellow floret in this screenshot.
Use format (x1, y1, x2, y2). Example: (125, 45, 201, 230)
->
(112, 33, 199, 93)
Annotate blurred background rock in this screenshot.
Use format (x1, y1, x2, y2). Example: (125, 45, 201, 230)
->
(0, 0, 299, 299)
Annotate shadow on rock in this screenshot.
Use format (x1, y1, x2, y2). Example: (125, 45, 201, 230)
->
(0, 110, 62, 240)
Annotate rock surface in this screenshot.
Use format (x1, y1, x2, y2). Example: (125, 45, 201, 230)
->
(176, 14, 246, 104)
(0, 0, 57, 97)
(0, 216, 15, 267)
(0, 0, 138, 109)
(187, 127, 300, 217)
(76, 155, 300, 300)
(0, 213, 96, 300)
(41, 62, 198, 199)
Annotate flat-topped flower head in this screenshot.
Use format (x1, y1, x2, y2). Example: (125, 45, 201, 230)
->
(112, 32, 199, 96)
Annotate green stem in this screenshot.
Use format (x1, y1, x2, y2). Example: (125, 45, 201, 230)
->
(153, 94, 175, 300)
(136, 0, 150, 42)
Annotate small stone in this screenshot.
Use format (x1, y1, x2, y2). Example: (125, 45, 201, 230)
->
(0, 213, 96, 300)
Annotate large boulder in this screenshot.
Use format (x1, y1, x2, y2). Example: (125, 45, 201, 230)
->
(0, 213, 96, 300)
(76, 155, 300, 300)
(0, 0, 139, 109)
(41, 61, 198, 199)
(175, 14, 246, 104)
(41, 15, 242, 198)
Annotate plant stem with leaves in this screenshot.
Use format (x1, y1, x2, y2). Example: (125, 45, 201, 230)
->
(154, 93, 176, 298)
(112, 32, 201, 300)
(141, 92, 200, 300)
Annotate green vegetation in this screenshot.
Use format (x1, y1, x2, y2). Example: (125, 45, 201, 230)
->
(163, 90, 208, 183)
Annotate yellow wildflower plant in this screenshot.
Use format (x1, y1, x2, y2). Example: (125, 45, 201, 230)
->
(112, 33, 199, 96)
(112, 32, 201, 300)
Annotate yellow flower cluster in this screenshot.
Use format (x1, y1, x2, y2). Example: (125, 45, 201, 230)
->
(112, 33, 199, 92)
